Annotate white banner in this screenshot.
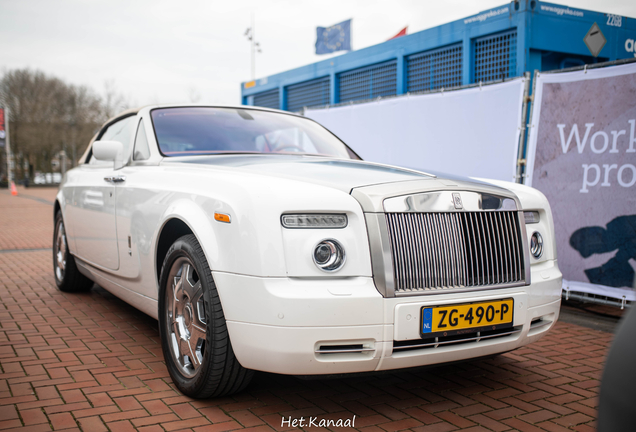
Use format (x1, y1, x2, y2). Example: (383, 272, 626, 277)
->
(526, 62, 636, 301)
(305, 78, 526, 182)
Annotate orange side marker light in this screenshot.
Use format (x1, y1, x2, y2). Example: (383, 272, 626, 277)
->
(214, 213, 231, 223)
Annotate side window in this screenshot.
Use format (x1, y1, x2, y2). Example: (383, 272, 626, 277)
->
(133, 120, 151, 161)
(89, 116, 136, 165)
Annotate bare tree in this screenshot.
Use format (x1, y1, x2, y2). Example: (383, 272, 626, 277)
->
(102, 79, 130, 119)
(0, 69, 125, 180)
(0, 69, 67, 179)
(61, 84, 103, 167)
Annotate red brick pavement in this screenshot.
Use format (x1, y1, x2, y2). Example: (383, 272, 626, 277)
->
(0, 188, 613, 431)
(0, 186, 55, 251)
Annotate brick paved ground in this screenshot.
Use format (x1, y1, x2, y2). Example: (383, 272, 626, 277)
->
(0, 188, 615, 431)
(0, 186, 55, 251)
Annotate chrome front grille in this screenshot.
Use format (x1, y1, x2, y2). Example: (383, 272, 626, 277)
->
(385, 211, 525, 293)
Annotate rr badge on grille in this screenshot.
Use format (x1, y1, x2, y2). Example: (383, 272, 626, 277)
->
(452, 193, 463, 210)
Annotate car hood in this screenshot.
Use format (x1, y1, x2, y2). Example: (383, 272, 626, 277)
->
(165, 154, 435, 192)
(163, 155, 517, 212)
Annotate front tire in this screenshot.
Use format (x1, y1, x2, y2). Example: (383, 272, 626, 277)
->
(53, 212, 93, 292)
(158, 234, 253, 398)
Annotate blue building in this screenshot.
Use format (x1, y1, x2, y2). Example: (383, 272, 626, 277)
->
(241, 1, 636, 111)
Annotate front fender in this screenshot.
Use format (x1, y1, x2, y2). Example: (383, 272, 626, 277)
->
(153, 195, 288, 281)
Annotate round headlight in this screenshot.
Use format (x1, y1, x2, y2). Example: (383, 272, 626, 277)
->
(313, 239, 346, 272)
(530, 231, 543, 258)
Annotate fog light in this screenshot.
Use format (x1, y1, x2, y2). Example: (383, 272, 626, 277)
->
(530, 231, 543, 258)
(313, 239, 345, 272)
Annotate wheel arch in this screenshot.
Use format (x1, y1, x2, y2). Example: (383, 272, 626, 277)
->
(154, 196, 234, 289)
(54, 199, 61, 219)
(54, 194, 75, 255)
(155, 217, 195, 286)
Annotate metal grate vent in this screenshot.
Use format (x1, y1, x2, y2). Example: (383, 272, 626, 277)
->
(286, 77, 330, 112)
(407, 43, 463, 92)
(338, 61, 397, 103)
(253, 89, 280, 109)
(385, 211, 525, 293)
(474, 30, 517, 83)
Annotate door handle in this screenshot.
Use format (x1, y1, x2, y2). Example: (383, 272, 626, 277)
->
(104, 176, 126, 184)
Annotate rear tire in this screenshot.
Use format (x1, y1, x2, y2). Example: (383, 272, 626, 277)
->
(53, 212, 93, 292)
(158, 234, 253, 398)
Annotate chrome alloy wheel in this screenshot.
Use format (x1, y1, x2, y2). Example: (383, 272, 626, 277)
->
(54, 221, 67, 282)
(165, 257, 207, 378)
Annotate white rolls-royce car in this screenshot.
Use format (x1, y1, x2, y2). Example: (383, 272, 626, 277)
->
(54, 105, 562, 398)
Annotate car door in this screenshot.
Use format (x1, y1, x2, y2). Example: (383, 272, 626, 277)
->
(69, 115, 137, 271)
(114, 117, 157, 281)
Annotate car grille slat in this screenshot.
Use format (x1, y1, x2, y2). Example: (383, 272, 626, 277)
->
(460, 214, 474, 286)
(473, 212, 486, 285)
(507, 211, 522, 282)
(499, 212, 512, 283)
(489, 213, 501, 284)
(385, 211, 525, 293)
(423, 215, 436, 288)
(495, 212, 507, 283)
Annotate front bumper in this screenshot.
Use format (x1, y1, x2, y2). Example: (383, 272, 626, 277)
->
(213, 259, 562, 375)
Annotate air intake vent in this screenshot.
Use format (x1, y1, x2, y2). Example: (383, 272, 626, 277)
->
(385, 211, 525, 293)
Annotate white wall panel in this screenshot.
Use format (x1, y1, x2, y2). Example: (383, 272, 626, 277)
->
(306, 78, 525, 182)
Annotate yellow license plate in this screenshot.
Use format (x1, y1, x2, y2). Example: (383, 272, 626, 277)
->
(421, 298, 514, 337)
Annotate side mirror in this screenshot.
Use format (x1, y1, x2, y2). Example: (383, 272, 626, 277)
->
(93, 140, 124, 170)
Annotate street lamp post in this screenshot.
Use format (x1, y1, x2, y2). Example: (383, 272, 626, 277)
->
(244, 14, 262, 81)
(3, 106, 14, 189)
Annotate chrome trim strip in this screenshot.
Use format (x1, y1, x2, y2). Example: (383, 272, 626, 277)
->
(103, 175, 126, 184)
(365, 213, 395, 297)
(384, 190, 518, 213)
(518, 210, 532, 285)
(392, 328, 522, 351)
(393, 281, 526, 296)
(315, 348, 376, 354)
(348, 159, 437, 179)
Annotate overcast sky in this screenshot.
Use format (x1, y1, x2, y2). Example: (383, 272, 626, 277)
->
(1, 0, 635, 107)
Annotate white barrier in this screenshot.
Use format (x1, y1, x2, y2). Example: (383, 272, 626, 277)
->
(305, 78, 526, 182)
(526, 62, 636, 300)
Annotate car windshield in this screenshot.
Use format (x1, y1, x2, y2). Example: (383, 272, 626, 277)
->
(151, 107, 357, 159)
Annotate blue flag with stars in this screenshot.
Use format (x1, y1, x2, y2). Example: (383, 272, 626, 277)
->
(315, 19, 351, 55)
